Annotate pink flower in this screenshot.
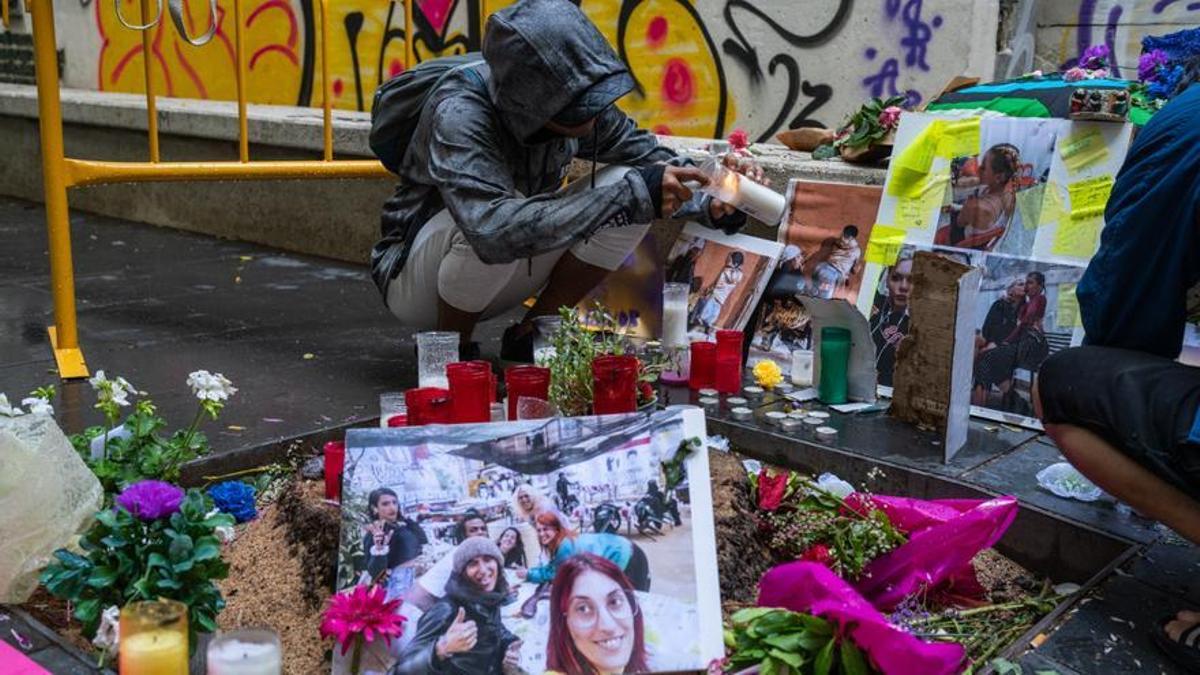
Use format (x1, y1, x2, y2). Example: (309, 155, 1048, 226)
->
(320, 585, 406, 656)
(878, 105, 903, 129)
(115, 480, 184, 521)
(800, 543, 833, 565)
(1063, 67, 1088, 82)
(727, 128, 750, 152)
(757, 468, 789, 512)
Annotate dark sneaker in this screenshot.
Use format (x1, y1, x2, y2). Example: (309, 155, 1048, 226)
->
(500, 323, 534, 363)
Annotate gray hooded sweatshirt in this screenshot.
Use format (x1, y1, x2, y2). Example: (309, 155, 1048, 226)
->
(370, 0, 733, 301)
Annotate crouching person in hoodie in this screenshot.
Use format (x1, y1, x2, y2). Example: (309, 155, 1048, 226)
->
(370, 0, 764, 361)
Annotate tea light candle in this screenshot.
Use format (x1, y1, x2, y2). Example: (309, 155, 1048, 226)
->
(730, 406, 753, 421)
(787, 411, 807, 420)
(207, 629, 282, 675)
(775, 382, 795, 394)
(698, 396, 720, 412)
(803, 417, 824, 432)
(764, 411, 787, 426)
(816, 426, 839, 442)
(726, 396, 749, 407)
(781, 417, 803, 432)
(807, 411, 831, 420)
(120, 600, 188, 675)
(743, 385, 765, 399)
(698, 388, 719, 398)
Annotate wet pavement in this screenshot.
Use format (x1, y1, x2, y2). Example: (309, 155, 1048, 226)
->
(3, 195, 1198, 673)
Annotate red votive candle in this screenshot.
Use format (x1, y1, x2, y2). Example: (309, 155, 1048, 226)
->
(715, 353, 742, 394)
(716, 329, 744, 359)
(505, 365, 552, 421)
(386, 414, 407, 427)
(689, 341, 716, 390)
(592, 355, 639, 415)
(323, 441, 345, 501)
(405, 387, 453, 426)
(469, 360, 498, 402)
(447, 362, 491, 423)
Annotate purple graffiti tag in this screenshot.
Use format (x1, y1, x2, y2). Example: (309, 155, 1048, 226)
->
(1105, 5, 1123, 77)
(900, 0, 934, 71)
(884, 0, 901, 19)
(1068, 0, 1100, 69)
(862, 57, 901, 97)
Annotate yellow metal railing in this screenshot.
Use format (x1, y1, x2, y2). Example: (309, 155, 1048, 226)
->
(29, 0, 418, 379)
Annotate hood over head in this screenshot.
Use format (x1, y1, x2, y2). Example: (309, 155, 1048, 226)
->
(483, 0, 635, 142)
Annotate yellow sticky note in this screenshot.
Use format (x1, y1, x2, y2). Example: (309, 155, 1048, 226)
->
(936, 118, 981, 159)
(1059, 128, 1109, 173)
(895, 173, 949, 229)
(1040, 182, 1066, 225)
(1016, 184, 1046, 230)
(1057, 283, 1083, 327)
(866, 225, 907, 265)
(888, 120, 945, 198)
(1067, 175, 1114, 215)
(1052, 214, 1102, 258)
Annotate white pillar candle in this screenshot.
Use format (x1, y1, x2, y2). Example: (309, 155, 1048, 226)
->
(791, 349, 814, 387)
(710, 165, 786, 226)
(662, 296, 689, 347)
(207, 630, 282, 675)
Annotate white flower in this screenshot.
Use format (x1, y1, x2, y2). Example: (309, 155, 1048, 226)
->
(816, 472, 855, 499)
(215, 523, 236, 543)
(0, 394, 24, 417)
(187, 370, 237, 402)
(90, 370, 135, 408)
(87, 369, 109, 391)
(21, 397, 53, 416)
(92, 605, 120, 652)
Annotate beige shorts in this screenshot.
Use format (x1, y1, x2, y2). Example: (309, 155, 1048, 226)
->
(386, 165, 650, 328)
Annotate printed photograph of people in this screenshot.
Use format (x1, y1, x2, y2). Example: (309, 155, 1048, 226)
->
(334, 409, 720, 674)
(747, 181, 881, 371)
(664, 225, 782, 341)
(970, 254, 1084, 419)
(933, 118, 1057, 256)
(868, 247, 977, 389)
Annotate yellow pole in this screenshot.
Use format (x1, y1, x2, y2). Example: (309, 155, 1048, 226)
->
(234, 0, 249, 162)
(2, 0, 9, 31)
(139, 0, 160, 162)
(321, 0, 332, 161)
(404, 0, 414, 70)
(30, 0, 88, 378)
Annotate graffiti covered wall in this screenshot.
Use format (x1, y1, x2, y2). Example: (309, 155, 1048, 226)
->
(1033, 0, 1200, 79)
(57, 0, 998, 140)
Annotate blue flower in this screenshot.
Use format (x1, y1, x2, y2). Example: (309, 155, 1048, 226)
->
(207, 480, 257, 523)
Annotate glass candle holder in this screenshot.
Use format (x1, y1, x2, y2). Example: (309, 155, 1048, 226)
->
(592, 355, 639, 415)
(206, 627, 282, 675)
(379, 392, 407, 428)
(119, 600, 188, 675)
(688, 341, 716, 390)
(716, 329, 744, 360)
(323, 441, 345, 501)
(468, 360, 498, 402)
(715, 353, 742, 394)
(447, 362, 492, 424)
(661, 283, 690, 348)
(415, 331, 459, 388)
(791, 349, 814, 387)
(505, 365, 551, 421)
(405, 387, 452, 426)
(533, 315, 561, 366)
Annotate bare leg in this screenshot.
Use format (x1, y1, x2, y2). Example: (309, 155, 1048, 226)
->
(1034, 384, 1200, 545)
(522, 251, 612, 323)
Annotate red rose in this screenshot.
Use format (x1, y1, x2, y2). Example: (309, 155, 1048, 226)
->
(727, 128, 750, 151)
(757, 469, 789, 511)
(800, 543, 832, 565)
(639, 382, 655, 402)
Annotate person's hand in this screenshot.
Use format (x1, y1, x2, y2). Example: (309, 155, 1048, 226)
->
(436, 608, 477, 659)
(661, 165, 710, 216)
(709, 153, 769, 220)
(366, 521, 386, 549)
(503, 640, 524, 670)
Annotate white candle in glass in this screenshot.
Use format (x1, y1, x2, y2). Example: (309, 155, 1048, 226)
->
(661, 283, 690, 348)
(704, 159, 786, 226)
(206, 629, 282, 675)
(792, 349, 814, 387)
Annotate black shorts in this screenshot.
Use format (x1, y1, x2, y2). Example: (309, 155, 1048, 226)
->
(1039, 346, 1200, 501)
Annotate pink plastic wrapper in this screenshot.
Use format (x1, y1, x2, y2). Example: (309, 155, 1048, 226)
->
(758, 562, 966, 675)
(849, 495, 1019, 610)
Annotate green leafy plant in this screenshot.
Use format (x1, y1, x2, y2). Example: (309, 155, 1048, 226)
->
(544, 304, 665, 416)
(39, 487, 234, 654)
(813, 95, 908, 159)
(724, 607, 875, 675)
(69, 370, 237, 498)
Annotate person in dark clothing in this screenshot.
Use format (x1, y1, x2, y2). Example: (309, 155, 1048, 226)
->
(360, 488, 427, 580)
(372, 0, 765, 360)
(1035, 75, 1200, 670)
(869, 251, 913, 388)
(643, 479, 681, 526)
(974, 273, 1046, 408)
(392, 538, 521, 675)
(980, 277, 1025, 347)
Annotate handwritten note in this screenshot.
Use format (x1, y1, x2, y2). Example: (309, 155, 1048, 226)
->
(1067, 175, 1114, 216)
(1057, 283, 1082, 327)
(1059, 127, 1110, 173)
(936, 118, 982, 159)
(895, 173, 949, 229)
(1052, 214, 1103, 258)
(1016, 184, 1046, 229)
(889, 120, 945, 198)
(866, 225, 908, 265)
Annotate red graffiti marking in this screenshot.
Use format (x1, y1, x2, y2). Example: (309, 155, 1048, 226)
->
(646, 16, 668, 47)
(653, 124, 672, 135)
(174, 41, 208, 98)
(389, 58, 405, 78)
(333, 78, 345, 98)
(662, 58, 694, 105)
(418, 0, 456, 36)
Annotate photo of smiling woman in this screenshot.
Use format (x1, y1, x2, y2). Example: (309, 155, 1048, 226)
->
(546, 554, 648, 675)
(359, 488, 427, 582)
(519, 510, 651, 592)
(394, 538, 522, 675)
